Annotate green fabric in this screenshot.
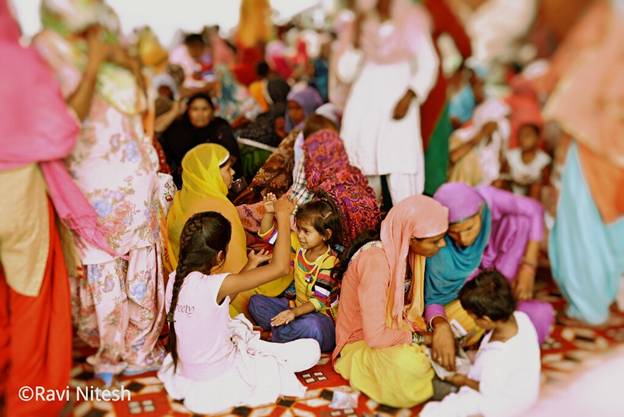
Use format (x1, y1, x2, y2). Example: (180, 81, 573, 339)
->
(424, 104, 452, 196)
(240, 146, 271, 181)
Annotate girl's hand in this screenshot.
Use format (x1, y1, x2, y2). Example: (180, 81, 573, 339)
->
(275, 195, 296, 219)
(263, 192, 277, 213)
(513, 264, 535, 300)
(445, 373, 466, 387)
(247, 249, 272, 268)
(271, 309, 296, 327)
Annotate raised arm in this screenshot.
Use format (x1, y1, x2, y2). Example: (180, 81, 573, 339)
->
(217, 196, 294, 302)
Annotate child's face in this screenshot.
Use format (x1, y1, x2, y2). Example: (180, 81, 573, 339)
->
(468, 312, 495, 331)
(518, 125, 540, 152)
(296, 220, 327, 251)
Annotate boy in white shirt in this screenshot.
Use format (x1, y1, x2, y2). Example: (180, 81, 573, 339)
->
(421, 270, 541, 417)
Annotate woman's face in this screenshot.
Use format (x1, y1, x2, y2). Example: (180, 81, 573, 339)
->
(448, 212, 482, 248)
(287, 100, 305, 127)
(409, 232, 447, 257)
(188, 98, 213, 128)
(219, 158, 235, 189)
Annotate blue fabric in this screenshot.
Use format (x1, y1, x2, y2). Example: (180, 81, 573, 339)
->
(425, 204, 492, 306)
(449, 84, 476, 124)
(248, 295, 336, 352)
(549, 144, 624, 324)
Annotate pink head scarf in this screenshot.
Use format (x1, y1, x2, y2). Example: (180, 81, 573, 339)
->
(380, 195, 448, 329)
(0, 0, 113, 255)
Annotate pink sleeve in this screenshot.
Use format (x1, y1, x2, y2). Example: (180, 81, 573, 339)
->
(425, 304, 447, 326)
(478, 186, 544, 241)
(356, 251, 412, 348)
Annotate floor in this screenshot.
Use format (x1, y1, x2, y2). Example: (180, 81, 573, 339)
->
(63, 271, 624, 417)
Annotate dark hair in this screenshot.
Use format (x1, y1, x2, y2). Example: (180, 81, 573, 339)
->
(187, 92, 215, 111)
(256, 61, 270, 78)
(167, 211, 232, 371)
(332, 227, 380, 281)
(518, 123, 541, 136)
(459, 269, 516, 321)
(295, 192, 343, 248)
(184, 33, 205, 46)
(303, 115, 337, 139)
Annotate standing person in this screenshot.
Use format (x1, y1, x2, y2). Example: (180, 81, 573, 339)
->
(425, 182, 554, 374)
(0, 2, 109, 414)
(337, 0, 438, 205)
(543, 0, 624, 325)
(421, 0, 473, 195)
(33, 0, 166, 384)
(333, 195, 448, 407)
(158, 201, 320, 414)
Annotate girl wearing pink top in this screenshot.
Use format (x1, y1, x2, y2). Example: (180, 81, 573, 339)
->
(158, 198, 320, 414)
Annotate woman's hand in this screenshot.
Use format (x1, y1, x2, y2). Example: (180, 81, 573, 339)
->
(513, 263, 535, 300)
(392, 89, 417, 120)
(86, 25, 111, 69)
(271, 309, 296, 327)
(444, 373, 466, 387)
(274, 195, 296, 220)
(432, 318, 457, 371)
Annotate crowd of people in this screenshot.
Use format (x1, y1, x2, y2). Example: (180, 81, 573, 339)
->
(1, 0, 623, 416)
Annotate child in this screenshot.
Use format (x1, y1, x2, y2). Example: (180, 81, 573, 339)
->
(421, 270, 541, 417)
(158, 199, 321, 415)
(248, 193, 342, 352)
(504, 123, 551, 200)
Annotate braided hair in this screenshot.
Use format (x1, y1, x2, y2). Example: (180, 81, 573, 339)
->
(167, 211, 232, 371)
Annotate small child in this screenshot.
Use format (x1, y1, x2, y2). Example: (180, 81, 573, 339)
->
(503, 123, 551, 200)
(421, 270, 541, 417)
(248, 193, 343, 352)
(158, 199, 321, 415)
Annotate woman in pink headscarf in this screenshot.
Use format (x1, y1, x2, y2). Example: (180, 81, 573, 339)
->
(332, 195, 448, 407)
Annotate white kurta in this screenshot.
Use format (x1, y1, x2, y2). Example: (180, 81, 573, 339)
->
(338, 20, 438, 186)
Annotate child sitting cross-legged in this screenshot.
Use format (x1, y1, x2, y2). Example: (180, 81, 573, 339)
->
(248, 192, 343, 352)
(421, 269, 541, 417)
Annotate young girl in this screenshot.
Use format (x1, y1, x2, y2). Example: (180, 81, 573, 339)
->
(421, 269, 541, 417)
(158, 199, 321, 415)
(504, 123, 551, 200)
(248, 193, 343, 352)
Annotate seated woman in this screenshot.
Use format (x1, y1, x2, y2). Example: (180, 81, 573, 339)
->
(166, 144, 287, 316)
(159, 93, 241, 187)
(425, 182, 554, 371)
(285, 85, 323, 133)
(333, 195, 449, 408)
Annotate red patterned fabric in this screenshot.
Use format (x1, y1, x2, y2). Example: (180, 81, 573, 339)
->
(303, 130, 381, 247)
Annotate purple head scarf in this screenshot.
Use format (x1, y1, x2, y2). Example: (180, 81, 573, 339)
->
(285, 86, 323, 132)
(433, 182, 484, 224)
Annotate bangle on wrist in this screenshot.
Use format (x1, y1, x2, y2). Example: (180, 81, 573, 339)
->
(412, 332, 425, 345)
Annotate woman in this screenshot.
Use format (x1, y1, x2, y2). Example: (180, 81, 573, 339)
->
(159, 92, 241, 187)
(167, 144, 289, 316)
(337, 0, 438, 205)
(333, 195, 448, 408)
(33, 0, 165, 382)
(425, 182, 554, 370)
(285, 85, 323, 133)
(543, 0, 624, 325)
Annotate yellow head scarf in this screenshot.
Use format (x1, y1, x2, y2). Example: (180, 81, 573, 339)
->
(166, 144, 248, 273)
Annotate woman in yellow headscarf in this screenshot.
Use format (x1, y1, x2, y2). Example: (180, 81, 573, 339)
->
(167, 144, 291, 316)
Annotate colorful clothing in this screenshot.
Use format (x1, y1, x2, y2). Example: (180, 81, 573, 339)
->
(333, 196, 449, 407)
(506, 149, 551, 196)
(158, 272, 320, 414)
(285, 86, 323, 132)
(428, 183, 554, 343)
(422, 0, 472, 195)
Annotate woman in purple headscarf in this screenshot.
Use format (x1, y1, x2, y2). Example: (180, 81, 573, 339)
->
(424, 182, 554, 371)
(285, 85, 323, 133)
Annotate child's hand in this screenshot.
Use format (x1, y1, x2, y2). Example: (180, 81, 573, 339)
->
(247, 249, 272, 268)
(445, 373, 467, 387)
(274, 195, 296, 219)
(271, 309, 296, 327)
(263, 193, 277, 213)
